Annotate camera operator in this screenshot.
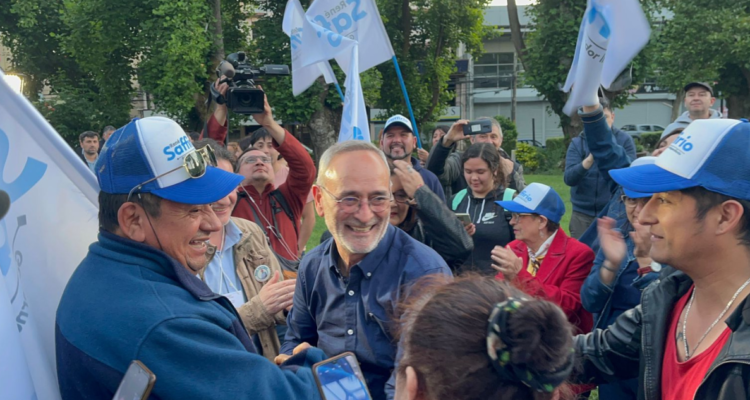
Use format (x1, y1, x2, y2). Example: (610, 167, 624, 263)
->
(202, 76, 231, 145)
(232, 91, 315, 269)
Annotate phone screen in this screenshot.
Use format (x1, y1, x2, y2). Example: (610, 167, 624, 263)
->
(113, 361, 155, 400)
(314, 354, 372, 400)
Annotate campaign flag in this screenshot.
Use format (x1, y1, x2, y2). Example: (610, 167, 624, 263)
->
(0, 72, 99, 399)
(562, 0, 650, 115)
(305, 0, 395, 74)
(339, 46, 370, 142)
(299, 7, 357, 73)
(283, 0, 339, 96)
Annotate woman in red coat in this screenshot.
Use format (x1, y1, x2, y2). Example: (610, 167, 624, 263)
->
(492, 183, 595, 334)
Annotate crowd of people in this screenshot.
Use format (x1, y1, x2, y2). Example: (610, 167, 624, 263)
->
(49, 77, 750, 400)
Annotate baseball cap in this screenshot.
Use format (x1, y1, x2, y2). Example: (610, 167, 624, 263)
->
(684, 82, 713, 96)
(495, 183, 566, 224)
(383, 114, 414, 134)
(97, 117, 243, 205)
(610, 119, 750, 200)
(622, 157, 657, 199)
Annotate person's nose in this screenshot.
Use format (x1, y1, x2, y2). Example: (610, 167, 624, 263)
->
(637, 196, 658, 226)
(354, 198, 376, 223)
(202, 205, 223, 233)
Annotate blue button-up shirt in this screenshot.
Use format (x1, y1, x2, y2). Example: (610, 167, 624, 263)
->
(282, 225, 451, 400)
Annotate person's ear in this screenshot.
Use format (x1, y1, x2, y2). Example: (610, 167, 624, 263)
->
(405, 366, 420, 400)
(312, 186, 325, 217)
(117, 202, 148, 242)
(715, 200, 745, 238)
(538, 215, 549, 231)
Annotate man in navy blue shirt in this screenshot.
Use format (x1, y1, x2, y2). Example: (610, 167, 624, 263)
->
(380, 114, 446, 202)
(281, 140, 451, 400)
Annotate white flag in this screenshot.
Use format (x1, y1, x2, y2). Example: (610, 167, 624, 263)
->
(283, 0, 339, 96)
(339, 46, 371, 142)
(299, 7, 357, 73)
(0, 72, 99, 400)
(305, 0, 395, 74)
(562, 0, 650, 115)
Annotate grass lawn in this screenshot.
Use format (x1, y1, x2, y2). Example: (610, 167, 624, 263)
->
(306, 173, 571, 250)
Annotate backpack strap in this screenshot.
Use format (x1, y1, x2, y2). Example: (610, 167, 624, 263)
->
(451, 189, 468, 211)
(270, 190, 299, 236)
(503, 188, 516, 201)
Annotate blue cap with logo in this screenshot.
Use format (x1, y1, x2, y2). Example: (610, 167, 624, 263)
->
(610, 119, 750, 200)
(97, 117, 243, 204)
(622, 156, 657, 199)
(495, 183, 566, 224)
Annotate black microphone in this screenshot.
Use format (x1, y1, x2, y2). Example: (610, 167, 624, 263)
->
(0, 190, 9, 221)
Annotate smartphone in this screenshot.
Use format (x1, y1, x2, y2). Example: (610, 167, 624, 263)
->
(455, 213, 472, 225)
(113, 361, 156, 400)
(462, 119, 493, 136)
(313, 352, 372, 400)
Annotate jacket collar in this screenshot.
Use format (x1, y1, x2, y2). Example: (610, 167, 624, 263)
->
(324, 225, 396, 278)
(98, 230, 221, 301)
(513, 228, 569, 282)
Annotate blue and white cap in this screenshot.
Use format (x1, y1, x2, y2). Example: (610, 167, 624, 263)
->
(97, 117, 243, 204)
(495, 183, 566, 224)
(383, 114, 414, 134)
(610, 119, 750, 200)
(622, 156, 657, 199)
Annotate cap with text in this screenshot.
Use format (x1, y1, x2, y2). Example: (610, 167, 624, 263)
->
(495, 183, 566, 224)
(383, 114, 414, 134)
(610, 119, 750, 200)
(97, 117, 243, 204)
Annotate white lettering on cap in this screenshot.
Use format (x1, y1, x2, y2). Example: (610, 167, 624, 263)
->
(513, 183, 550, 210)
(136, 117, 195, 189)
(657, 119, 740, 179)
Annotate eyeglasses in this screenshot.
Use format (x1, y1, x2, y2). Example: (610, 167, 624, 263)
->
(318, 186, 392, 213)
(510, 212, 534, 221)
(393, 192, 411, 204)
(127, 146, 217, 202)
(620, 195, 649, 209)
(241, 155, 272, 165)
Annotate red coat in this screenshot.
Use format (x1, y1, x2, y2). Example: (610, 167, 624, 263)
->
(496, 228, 595, 334)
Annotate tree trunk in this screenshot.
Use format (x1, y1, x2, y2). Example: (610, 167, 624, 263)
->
(307, 86, 338, 167)
(400, 0, 411, 58)
(211, 0, 225, 65)
(727, 95, 750, 119)
(671, 90, 684, 121)
(507, 0, 527, 69)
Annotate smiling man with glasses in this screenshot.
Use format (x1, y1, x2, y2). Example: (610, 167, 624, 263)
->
(280, 140, 451, 400)
(56, 117, 328, 400)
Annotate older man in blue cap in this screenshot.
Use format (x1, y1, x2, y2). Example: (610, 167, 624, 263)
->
(56, 116, 325, 399)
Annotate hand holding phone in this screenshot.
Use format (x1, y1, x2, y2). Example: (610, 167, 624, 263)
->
(455, 213, 472, 225)
(313, 352, 372, 400)
(462, 119, 493, 136)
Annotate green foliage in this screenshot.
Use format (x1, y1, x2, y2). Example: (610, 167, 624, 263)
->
(377, 0, 493, 125)
(541, 137, 566, 170)
(640, 131, 661, 151)
(497, 115, 518, 155)
(515, 142, 542, 172)
(656, 0, 750, 117)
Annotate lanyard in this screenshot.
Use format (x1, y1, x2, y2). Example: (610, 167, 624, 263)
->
(213, 228, 240, 295)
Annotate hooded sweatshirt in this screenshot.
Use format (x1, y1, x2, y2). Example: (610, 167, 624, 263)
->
(660, 109, 723, 140)
(451, 187, 514, 274)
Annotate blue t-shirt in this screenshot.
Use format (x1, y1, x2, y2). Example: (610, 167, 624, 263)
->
(204, 220, 246, 301)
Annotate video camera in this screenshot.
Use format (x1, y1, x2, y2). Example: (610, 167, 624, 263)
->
(211, 52, 290, 115)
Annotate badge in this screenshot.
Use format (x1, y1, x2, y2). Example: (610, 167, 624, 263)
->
(254, 265, 271, 283)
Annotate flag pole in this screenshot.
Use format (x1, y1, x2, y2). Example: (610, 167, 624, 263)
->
(391, 56, 423, 149)
(334, 82, 345, 103)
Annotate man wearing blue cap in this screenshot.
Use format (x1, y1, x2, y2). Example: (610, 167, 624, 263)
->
(381, 114, 445, 202)
(573, 119, 750, 400)
(55, 117, 325, 399)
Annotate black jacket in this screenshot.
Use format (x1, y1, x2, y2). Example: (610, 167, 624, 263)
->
(574, 270, 750, 400)
(400, 186, 473, 270)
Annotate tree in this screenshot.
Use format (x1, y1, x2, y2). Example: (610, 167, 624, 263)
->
(657, 0, 750, 118)
(507, 0, 656, 142)
(377, 0, 493, 134)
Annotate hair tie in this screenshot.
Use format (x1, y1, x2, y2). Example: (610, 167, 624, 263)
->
(486, 298, 574, 393)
